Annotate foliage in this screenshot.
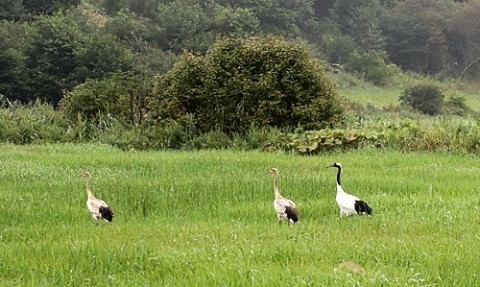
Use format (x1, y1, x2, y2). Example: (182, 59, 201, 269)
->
(447, 0, 480, 79)
(151, 36, 343, 135)
(154, 0, 213, 52)
(3, 92, 480, 154)
(104, 10, 149, 52)
(0, 100, 68, 144)
(61, 71, 153, 126)
(321, 32, 399, 86)
(277, 116, 480, 154)
(322, 34, 356, 64)
(215, 0, 318, 39)
(443, 91, 472, 116)
(382, 10, 430, 73)
(22, 13, 133, 105)
(381, 0, 471, 76)
(346, 50, 399, 86)
(22, 0, 81, 16)
(0, 0, 80, 20)
(331, 0, 385, 52)
(0, 0, 26, 20)
(2, 0, 480, 105)
(0, 21, 25, 100)
(23, 13, 83, 104)
(400, 84, 444, 115)
(73, 32, 134, 82)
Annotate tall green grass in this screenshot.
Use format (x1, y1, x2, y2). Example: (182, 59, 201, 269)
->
(0, 144, 479, 286)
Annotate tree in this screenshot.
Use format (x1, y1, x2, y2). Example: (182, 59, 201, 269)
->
(382, 12, 430, 72)
(74, 32, 134, 82)
(0, 0, 26, 20)
(216, 0, 319, 39)
(382, 0, 456, 74)
(0, 21, 26, 100)
(104, 10, 149, 52)
(153, 0, 212, 52)
(331, 0, 386, 52)
(22, 0, 80, 16)
(447, 0, 480, 79)
(313, 0, 335, 18)
(23, 13, 83, 104)
(151, 36, 343, 134)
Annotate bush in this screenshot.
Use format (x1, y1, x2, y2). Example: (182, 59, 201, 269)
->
(346, 50, 399, 86)
(400, 84, 444, 115)
(150, 36, 343, 135)
(443, 92, 471, 116)
(61, 71, 153, 125)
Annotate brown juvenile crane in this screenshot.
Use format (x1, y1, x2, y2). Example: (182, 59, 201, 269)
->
(267, 168, 298, 225)
(80, 172, 114, 225)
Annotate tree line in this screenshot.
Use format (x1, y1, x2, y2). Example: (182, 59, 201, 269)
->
(1, 0, 479, 106)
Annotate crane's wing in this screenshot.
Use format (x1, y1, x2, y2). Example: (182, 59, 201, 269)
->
(99, 205, 114, 221)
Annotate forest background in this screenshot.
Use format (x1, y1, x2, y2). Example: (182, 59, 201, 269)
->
(1, 0, 480, 153)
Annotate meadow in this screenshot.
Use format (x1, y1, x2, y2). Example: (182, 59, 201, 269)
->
(0, 143, 479, 286)
(340, 85, 480, 113)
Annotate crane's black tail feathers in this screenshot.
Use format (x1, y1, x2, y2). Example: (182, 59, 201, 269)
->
(285, 205, 299, 223)
(354, 200, 372, 215)
(99, 206, 114, 222)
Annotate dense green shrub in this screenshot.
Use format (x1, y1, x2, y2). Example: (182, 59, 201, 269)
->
(150, 36, 343, 135)
(400, 84, 444, 115)
(347, 50, 399, 86)
(61, 71, 153, 125)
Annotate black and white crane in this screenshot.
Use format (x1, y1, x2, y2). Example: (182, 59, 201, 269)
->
(327, 163, 372, 217)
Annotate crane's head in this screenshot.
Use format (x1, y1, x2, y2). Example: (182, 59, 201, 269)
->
(327, 162, 342, 169)
(267, 167, 279, 176)
(80, 171, 91, 179)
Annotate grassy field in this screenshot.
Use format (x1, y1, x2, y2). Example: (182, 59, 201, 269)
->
(1, 144, 479, 286)
(340, 87, 403, 107)
(340, 87, 480, 112)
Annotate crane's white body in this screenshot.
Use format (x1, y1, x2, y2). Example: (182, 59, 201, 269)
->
(335, 183, 362, 217)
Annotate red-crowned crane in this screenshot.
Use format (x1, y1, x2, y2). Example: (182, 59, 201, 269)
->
(327, 163, 372, 217)
(267, 168, 298, 225)
(80, 172, 114, 225)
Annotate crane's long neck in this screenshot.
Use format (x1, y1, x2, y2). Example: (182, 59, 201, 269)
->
(336, 167, 342, 186)
(85, 177, 95, 199)
(273, 175, 283, 199)
(335, 166, 345, 194)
